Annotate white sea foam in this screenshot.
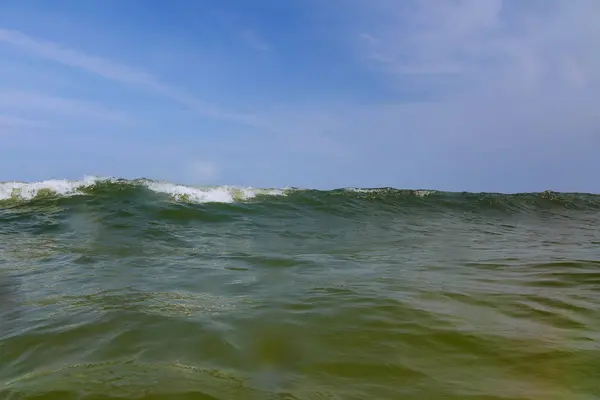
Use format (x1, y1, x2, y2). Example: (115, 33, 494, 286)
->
(143, 181, 285, 204)
(346, 188, 435, 197)
(414, 190, 436, 197)
(0, 176, 286, 203)
(346, 188, 372, 193)
(0, 176, 102, 200)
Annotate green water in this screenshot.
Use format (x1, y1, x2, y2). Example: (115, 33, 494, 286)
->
(1, 178, 599, 399)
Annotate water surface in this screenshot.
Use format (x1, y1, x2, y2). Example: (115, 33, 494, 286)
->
(1, 178, 599, 399)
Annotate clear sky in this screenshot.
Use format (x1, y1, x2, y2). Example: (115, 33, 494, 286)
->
(0, 0, 598, 192)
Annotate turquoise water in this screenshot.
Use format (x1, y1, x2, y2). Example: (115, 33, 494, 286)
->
(1, 178, 599, 399)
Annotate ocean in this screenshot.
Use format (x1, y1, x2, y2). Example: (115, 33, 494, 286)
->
(0, 177, 598, 399)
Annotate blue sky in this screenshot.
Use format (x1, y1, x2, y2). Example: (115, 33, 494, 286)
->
(0, 0, 599, 192)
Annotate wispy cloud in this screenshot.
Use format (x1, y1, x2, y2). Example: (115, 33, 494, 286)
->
(0, 91, 131, 123)
(0, 27, 349, 160)
(0, 28, 249, 124)
(0, 114, 47, 129)
(0, 29, 156, 85)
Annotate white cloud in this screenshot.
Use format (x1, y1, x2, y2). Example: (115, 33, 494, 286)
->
(263, 0, 600, 191)
(343, 0, 600, 153)
(359, 0, 600, 96)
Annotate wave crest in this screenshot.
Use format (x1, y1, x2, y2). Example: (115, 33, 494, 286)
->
(0, 177, 286, 204)
(0, 176, 101, 201)
(1, 177, 599, 212)
(145, 181, 285, 203)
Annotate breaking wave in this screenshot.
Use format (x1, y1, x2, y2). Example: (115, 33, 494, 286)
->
(1, 177, 599, 213)
(0, 176, 286, 204)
